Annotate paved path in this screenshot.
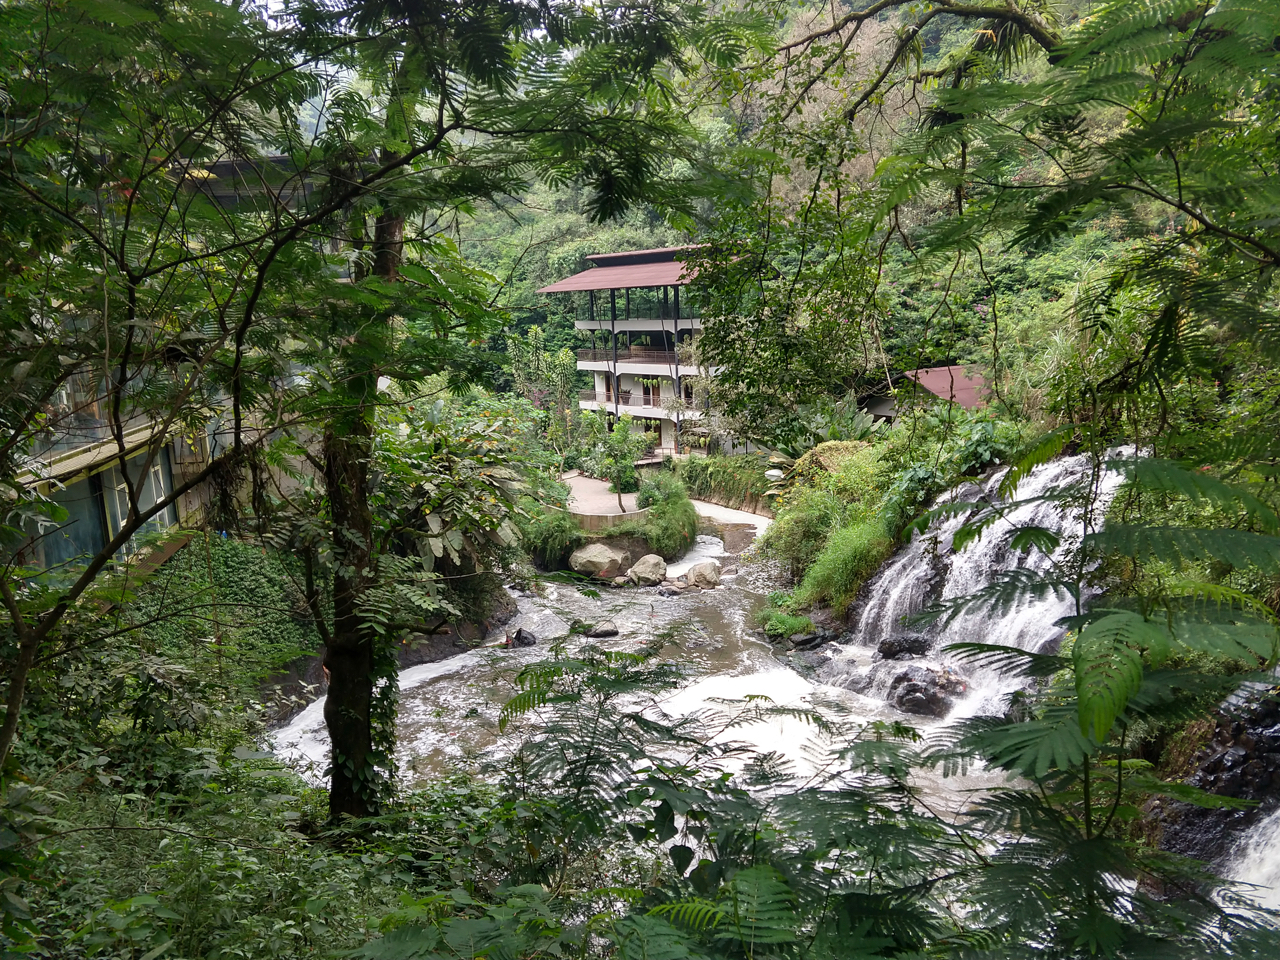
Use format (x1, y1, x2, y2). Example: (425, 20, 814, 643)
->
(562, 471, 638, 515)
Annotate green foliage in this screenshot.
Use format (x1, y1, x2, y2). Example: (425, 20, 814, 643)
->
(757, 611, 816, 640)
(611, 485, 699, 561)
(636, 473, 688, 510)
(516, 499, 585, 568)
(793, 518, 894, 615)
(678, 455, 770, 508)
(125, 535, 323, 698)
(756, 486, 849, 579)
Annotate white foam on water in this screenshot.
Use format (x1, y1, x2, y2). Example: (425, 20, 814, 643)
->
(271, 651, 485, 774)
(824, 451, 1134, 719)
(1226, 808, 1280, 909)
(667, 535, 727, 579)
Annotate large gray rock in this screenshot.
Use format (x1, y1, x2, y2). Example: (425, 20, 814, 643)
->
(887, 664, 966, 718)
(875, 633, 933, 661)
(569, 543, 629, 578)
(627, 554, 667, 586)
(686, 560, 721, 589)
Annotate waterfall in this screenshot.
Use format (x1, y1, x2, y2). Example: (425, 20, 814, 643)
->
(822, 451, 1130, 717)
(1227, 808, 1280, 908)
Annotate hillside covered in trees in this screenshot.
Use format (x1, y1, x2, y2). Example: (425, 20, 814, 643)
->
(2, 0, 1280, 957)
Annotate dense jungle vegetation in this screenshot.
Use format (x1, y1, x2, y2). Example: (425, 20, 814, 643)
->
(2, 0, 1280, 957)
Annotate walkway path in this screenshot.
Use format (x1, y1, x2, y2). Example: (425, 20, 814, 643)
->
(562, 471, 637, 515)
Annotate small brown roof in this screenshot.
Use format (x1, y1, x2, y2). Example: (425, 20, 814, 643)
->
(537, 245, 702, 293)
(903, 365, 987, 409)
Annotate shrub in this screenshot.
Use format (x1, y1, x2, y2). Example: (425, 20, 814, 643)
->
(758, 611, 816, 639)
(679, 454, 769, 506)
(636, 472, 687, 509)
(757, 486, 850, 579)
(518, 499, 586, 566)
(642, 495, 699, 559)
(793, 517, 894, 614)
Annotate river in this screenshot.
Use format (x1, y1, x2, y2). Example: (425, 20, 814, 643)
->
(272, 463, 1280, 908)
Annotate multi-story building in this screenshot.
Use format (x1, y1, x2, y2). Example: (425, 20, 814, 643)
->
(538, 246, 704, 455)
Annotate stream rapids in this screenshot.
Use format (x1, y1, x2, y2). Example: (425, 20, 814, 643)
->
(272, 462, 1280, 906)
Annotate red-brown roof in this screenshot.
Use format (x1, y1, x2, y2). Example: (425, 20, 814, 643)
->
(903, 365, 987, 409)
(537, 245, 702, 293)
(537, 260, 694, 293)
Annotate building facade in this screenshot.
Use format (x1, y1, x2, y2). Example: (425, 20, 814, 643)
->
(538, 246, 704, 455)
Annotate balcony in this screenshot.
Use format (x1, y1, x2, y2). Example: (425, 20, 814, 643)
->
(576, 348, 680, 365)
(577, 391, 703, 419)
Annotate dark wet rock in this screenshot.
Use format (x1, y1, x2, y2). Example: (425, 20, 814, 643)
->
(887, 664, 967, 718)
(511, 628, 538, 648)
(657, 586, 682, 597)
(585, 620, 619, 638)
(790, 632, 818, 647)
(791, 649, 832, 671)
(1157, 690, 1280, 865)
(875, 633, 933, 661)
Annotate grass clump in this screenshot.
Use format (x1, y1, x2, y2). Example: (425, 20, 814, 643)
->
(793, 517, 894, 615)
(517, 497, 586, 567)
(758, 611, 816, 639)
(614, 479, 698, 560)
(753, 591, 816, 639)
(756, 486, 849, 579)
(636, 471, 686, 509)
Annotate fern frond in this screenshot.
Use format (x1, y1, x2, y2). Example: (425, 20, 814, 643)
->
(914, 569, 1077, 628)
(649, 898, 725, 934)
(715, 865, 796, 947)
(1110, 459, 1279, 531)
(999, 426, 1075, 499)
(1073, 612, 1162, 739)
(1087, 525, 1280, 572)
(944, 642, 1067, 678)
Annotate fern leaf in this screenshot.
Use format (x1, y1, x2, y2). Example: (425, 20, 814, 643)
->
(1087, 525, 1280, 572)
(1164, 581, 1280, 626)
(1073, 612, 1164, 739)
(1110, 459, 1279, 532)
(944, 642, 1067, 678)
(959, 705, 1097, 779)
(715, 865, 796, 947)
(999, 425, 1075, 499)
(649, 898, 725, 934)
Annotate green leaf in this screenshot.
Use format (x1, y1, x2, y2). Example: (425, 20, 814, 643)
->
(1087, 525, 1280, 572)
(1073, 612, 1163, 739)
(999, 426, 1075, 499)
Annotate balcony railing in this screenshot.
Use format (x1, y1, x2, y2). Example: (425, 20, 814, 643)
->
(579, 391, 701, 412)
(575, 348, 680, 365)
(576, 348, 631, 362)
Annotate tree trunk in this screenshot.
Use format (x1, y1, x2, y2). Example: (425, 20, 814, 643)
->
(322, 420, 377, 820)
(322, 196, 403, 822)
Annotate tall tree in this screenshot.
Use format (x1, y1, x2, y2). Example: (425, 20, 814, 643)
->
(0, 0, 763, 817)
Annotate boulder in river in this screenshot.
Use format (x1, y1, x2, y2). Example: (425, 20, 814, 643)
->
(510, 628, 538, 648)
(628, 554, 667, 586)
(585, 620, 619, 638)
(569, 543, 630, 578)
(686, 560, 721, 588)
(887, 664, 966, 718)
(875, 633, 933, 660)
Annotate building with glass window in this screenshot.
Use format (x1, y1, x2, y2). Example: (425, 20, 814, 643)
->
(537, 246, 705, 455)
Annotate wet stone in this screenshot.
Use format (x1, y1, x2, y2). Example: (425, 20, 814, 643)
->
(875, 633, 933, 661)
(510, 628, 538, 648)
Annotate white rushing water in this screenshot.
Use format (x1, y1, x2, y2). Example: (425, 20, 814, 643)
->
(821, 450, 1131, 718)
(271, 500, 787, 780)
(1228, 809, 1280, 910)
